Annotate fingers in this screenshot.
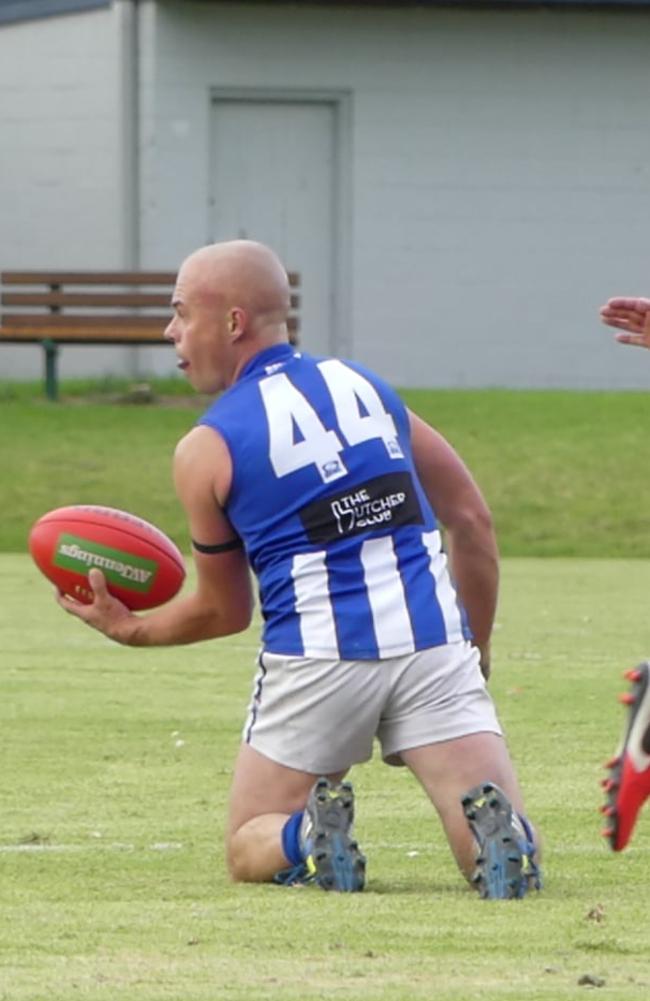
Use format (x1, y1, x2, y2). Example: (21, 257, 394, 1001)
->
(87, 567, 108, 597)
(478, 642, 491, 682)
(55, 570, 135, 644)
(601, 316, 645, 334)
(55, 568, 106, 606)
(55, 570, 121, 624)
(615, 331, 650, 349)
(600, 307, 640, 326)
(600, 298, 650, 338)
(602, 297, 650, 313)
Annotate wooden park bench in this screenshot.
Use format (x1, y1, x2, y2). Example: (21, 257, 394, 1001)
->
(0, 269, 301, 400)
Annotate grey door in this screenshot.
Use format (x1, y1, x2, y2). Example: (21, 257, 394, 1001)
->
(210, 97, 337, 354)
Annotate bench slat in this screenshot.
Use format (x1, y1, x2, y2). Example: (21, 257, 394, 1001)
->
(1, 292, 171, 308)
(1, 271, 176, 286)
(0, 316, 299, 338)
(2, 314, 168, 329)
(0, 326, 169, 344)
(1, 270, 300, 287)
(1, 291, 300, 310)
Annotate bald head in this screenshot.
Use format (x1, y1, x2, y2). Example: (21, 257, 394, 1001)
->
(167, 240, 292, 393)
(179, 240, 291, 331)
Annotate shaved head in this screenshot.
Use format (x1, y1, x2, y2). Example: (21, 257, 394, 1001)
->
(167, 240, 293, 393)
(179, 240, 291, 327)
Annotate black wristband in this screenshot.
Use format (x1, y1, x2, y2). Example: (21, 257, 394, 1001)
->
(192, 537, 243, 554)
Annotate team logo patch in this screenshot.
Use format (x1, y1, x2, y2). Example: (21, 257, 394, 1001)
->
(299, 472, 423, 543)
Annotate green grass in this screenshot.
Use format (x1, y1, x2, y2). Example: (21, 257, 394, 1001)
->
(2, 554, 649, 1000)
(0, 375, 197, 403)
(402, 388, 650, 557)
(0, 400, 198, 554)
(2, 383, 650, 997)
(2, 384, 650, 556)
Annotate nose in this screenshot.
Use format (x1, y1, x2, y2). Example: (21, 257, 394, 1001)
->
(164, 316, 177, 343)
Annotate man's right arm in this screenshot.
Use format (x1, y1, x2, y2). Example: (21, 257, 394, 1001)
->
(57, 426, 254, 647)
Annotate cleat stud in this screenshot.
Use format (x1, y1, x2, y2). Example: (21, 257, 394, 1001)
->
(624, 669, 642, 682)
(618, 692, 635, 705)
(601, 827, 614, 838)
(604, 755, 620, 768)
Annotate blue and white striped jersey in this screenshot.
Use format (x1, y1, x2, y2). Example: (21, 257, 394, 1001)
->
(198, 344, 471, 660)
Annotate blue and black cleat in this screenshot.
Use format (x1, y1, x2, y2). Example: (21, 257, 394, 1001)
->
(301, 776, 366, 892)
(461, 781, 541, 900)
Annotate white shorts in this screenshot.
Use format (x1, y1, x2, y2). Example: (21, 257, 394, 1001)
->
(242, 641, 502, 774)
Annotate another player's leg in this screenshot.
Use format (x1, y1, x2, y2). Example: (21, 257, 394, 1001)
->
(402, 733, 541, 900)
(226, 743, 365, 891)
(601, 661, 650, 851)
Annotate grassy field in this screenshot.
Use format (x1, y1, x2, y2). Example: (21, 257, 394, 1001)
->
(2, 383, 650, 556)
(1, 384, 650, 999)
(2, 555, 649, 1000)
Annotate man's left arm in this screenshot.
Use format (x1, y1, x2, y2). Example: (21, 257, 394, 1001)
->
(408, 411, 499, 679)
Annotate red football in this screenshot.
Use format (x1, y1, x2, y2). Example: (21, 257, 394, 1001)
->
(28, 505, 186, 611)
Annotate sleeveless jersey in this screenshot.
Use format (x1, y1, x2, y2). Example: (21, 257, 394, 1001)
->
(198, 344, 471, 660)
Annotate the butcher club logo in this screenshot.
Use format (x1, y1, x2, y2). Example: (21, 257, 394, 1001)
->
(299, 472, 423, 544)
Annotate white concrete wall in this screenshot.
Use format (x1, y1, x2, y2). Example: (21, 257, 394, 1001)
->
(3, 3, 650, 388)
(0, 4, 134, 380)
(140, 2, 650, 389)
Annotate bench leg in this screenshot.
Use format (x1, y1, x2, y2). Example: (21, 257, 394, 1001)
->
(42, 339, 59, 401)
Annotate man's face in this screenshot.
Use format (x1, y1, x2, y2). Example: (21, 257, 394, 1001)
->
(165, 264, 232, 394)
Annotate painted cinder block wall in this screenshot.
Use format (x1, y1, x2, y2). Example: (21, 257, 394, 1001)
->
(0, 3, 136, 379)
(1, 1, 649, 387)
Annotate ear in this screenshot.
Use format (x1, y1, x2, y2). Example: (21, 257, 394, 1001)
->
(228, 307, 246, 338)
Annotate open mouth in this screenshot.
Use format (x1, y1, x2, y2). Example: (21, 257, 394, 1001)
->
(177, 359, 189, 371)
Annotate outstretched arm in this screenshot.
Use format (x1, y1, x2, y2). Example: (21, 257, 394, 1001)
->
(57, 425, 254, 646)
(409, 411, 499, 678)
(600, 297, 650, 349)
